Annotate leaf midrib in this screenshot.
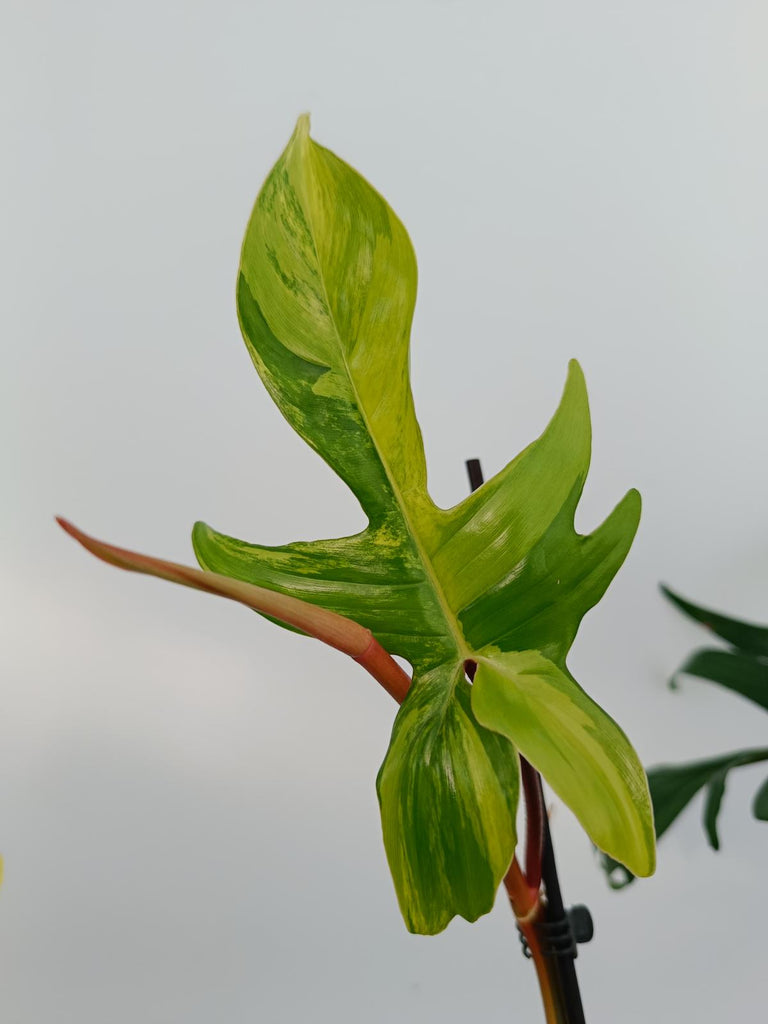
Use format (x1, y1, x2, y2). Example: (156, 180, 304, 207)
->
(298, 157, 468, 671)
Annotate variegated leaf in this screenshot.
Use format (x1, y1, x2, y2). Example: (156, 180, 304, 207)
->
(65, 117, 654, 933)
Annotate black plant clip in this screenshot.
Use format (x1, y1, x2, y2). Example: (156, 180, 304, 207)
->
(517, 904, 594, 960)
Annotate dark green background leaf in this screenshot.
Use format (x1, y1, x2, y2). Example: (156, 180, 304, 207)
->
(673, 648, 768, 713)
(662, 586, 768, 657)
(753, 776, 768, 821)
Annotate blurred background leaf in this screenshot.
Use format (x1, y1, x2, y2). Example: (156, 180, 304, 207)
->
(599, 587, 768, 888)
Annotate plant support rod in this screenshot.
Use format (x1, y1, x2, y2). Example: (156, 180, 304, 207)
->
(466, 459, 588, 1024)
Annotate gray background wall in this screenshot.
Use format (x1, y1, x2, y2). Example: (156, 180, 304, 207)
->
(3, 1, 767, 1020)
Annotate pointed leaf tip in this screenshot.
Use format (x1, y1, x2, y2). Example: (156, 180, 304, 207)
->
(566, 357, 585, 382)
(294, 112, 311, 138)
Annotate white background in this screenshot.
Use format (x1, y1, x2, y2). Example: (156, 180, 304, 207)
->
(3, 1, 768, 1020)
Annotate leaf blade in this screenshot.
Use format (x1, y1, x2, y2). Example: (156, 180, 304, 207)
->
(472, 649, 655, 877)
(238, 115, 427, 519)
(377, 668, 518, 934)
(192, 521, 444, 665)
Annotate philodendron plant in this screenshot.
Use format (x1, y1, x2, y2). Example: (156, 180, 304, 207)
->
(60, 116, 655, 1018)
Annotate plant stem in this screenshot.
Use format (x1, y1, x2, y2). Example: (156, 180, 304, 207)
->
(57, 517, 412, 702)
(501, 861, 563, 1024)
(521, 757, 545, 890)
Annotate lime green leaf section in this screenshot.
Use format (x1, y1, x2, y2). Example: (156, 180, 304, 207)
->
(186, 116, 650, 932)
(472, 649, 655, 876)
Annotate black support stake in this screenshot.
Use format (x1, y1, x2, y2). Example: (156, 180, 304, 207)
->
(538, 776, 587, 1024)
(465, 458, 588, 1024)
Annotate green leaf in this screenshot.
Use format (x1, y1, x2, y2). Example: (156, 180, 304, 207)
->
(662, 586, 768, 657)
(73, 117, 653, 932)
(472, 650, 654, 877)
(753, 776, 768, 820)
(377, 672, 519, 934)
(673, 648, 768, 713)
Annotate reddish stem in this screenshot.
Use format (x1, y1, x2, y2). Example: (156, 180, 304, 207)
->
(521, 757, 545, 891)
(354, 635, 411, 703)
(57, 517, 413, 702)
(503, 861, 563, 1024)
